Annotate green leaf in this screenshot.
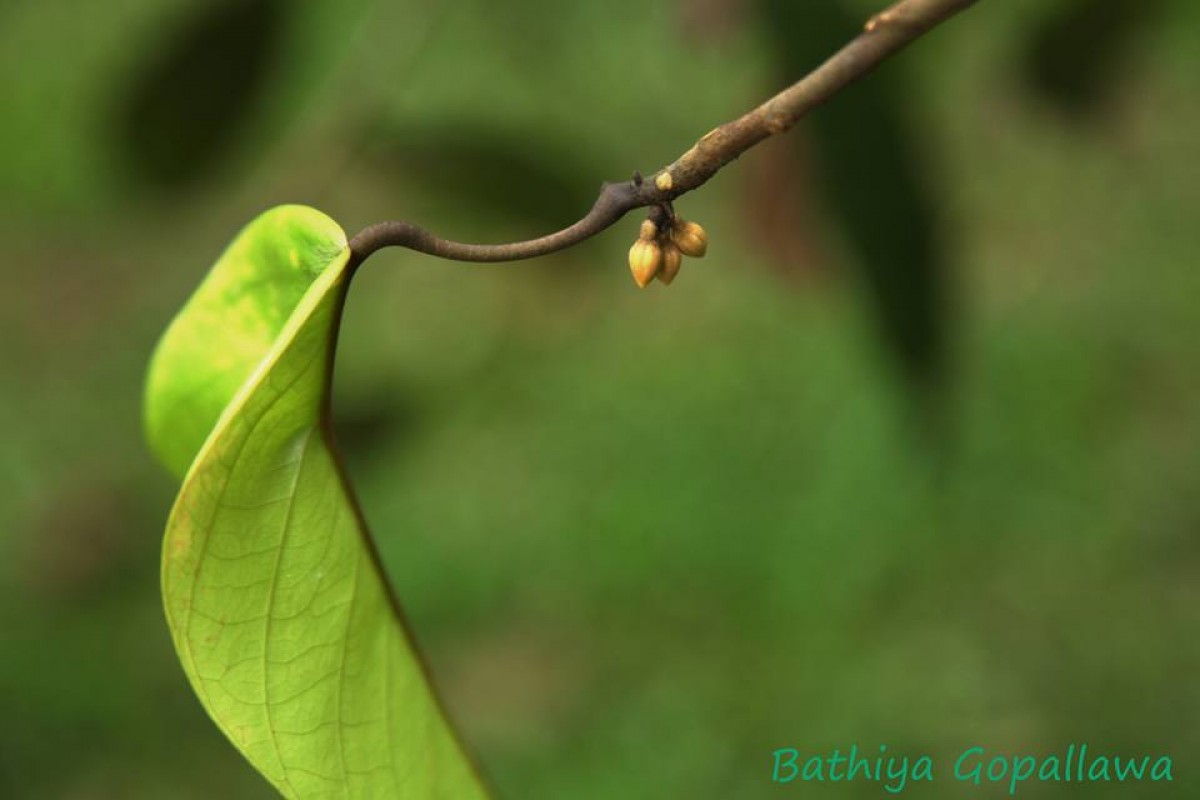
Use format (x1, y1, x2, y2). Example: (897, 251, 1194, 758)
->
(145, 206, 488, 799)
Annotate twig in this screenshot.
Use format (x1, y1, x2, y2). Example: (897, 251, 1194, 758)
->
(347, 0, 980, 267)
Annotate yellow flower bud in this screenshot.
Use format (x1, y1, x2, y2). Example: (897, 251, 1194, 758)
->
(672, 219, 708, 258)
(628, 239, 662, 288)
(657, 243, 682, 285)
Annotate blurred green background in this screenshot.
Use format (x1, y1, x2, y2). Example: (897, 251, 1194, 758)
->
(2, 0, 1197, 797)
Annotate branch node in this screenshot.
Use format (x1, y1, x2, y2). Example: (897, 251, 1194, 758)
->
(865, 11, 890, 31)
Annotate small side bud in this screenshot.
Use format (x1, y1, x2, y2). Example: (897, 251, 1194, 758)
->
(657, 244, 682, 285)
(655, 171, 674, 192)
(639, 219, 658, 241)
(628, 239, 662, 288)
(672, 219, 708, 258)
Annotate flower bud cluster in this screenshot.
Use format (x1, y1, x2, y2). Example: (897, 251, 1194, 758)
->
(626, 216, 708, 288)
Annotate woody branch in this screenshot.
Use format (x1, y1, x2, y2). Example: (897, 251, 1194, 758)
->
(347, 0, 980, 268)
